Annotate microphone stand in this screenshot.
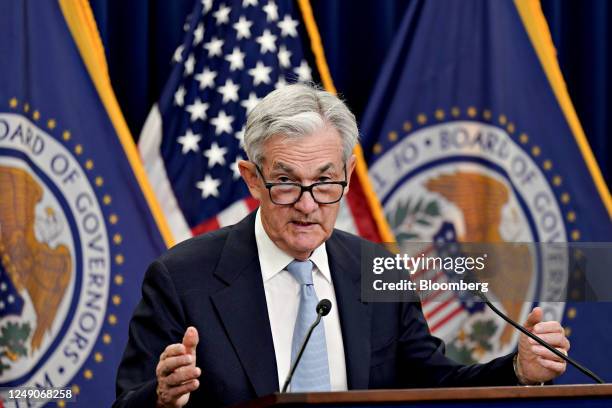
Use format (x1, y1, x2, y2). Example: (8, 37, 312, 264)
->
(281, 300, 331, 392)
(476, 291, 604, 384)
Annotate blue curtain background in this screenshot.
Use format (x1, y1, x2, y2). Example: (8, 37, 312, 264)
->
(89, 0, 611, 186)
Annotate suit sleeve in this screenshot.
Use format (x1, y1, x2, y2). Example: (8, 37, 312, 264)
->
(113, 260, 187, 408)
(396, 301, 518, 387)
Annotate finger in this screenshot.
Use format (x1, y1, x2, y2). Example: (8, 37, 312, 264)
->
(160, 343, 186, 361)
(165, 365, 202, 387)
(158, 379, 200, 404)
(531, 345, 568, 362)
(528, 332, 566, 347)
(157, 354, 194, 377)
(534, 321, 564, 334)
(524, 307, 542, 330)
(537, 357, 566, 374)
(182, 326, 199, 356)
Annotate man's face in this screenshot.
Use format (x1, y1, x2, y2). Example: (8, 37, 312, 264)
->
(239, 127, 355, 260)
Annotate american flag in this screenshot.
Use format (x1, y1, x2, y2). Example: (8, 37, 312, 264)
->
(139, 0, 391, 244)
(413, 222, 485, 335)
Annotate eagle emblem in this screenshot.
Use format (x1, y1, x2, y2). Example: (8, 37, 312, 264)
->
(0, 165, 72, 363)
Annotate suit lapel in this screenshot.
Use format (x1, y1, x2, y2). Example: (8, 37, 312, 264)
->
(326, 232, 372, 389)
(210, 212, 279, 397)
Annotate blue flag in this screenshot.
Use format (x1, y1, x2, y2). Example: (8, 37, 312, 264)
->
(361, 0, 612, 383)
(0, 1, 168, 406)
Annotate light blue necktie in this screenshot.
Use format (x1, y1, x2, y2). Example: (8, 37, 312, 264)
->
(286, 260, 331, 392)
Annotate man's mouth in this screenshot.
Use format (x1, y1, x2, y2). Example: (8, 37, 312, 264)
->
(291, 221, 316, 227)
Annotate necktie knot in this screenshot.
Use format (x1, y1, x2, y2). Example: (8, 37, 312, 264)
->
(286, 260, 314, 286)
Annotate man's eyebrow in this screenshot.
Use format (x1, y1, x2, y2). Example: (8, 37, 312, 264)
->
(316, 163, 336, 174)
(270, 162, 338, 175)
(271, 162, 296, 174)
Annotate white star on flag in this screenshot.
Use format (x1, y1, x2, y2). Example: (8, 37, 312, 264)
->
(217, 79, 240, 103)
(195, 68, 217, 89)
(262, 0, 278, 22)
(210, 110, 234, 135)
(235, 126, 245, 148)
(294, 60, 312, 82)
(240, 92, 261, 114)
(231, 156, 243, 179)
(256, 29, 277, 53)
(242, 0, 258, 7)
(225, 47, 246, 71)
(196, 174, 221, 198)
(201, 0, 213, 13)
(173, 44, 184, 63)
(174, 86, 186, 106)
(275, 76, 287, 89)
(203, 142, 228, 167)
(278, 45, 292, 68)
(204, 37, 224, 57)
(184, 53, 196, 76)
(177, 129, 201, 154)
(248, 61, 272, 85)
(186, 98, 209, 121)
(277, 15, 298, 37)
(213, 3, 231, 25)
(193, 23, 205, 45)
(233, 16, 253, 39)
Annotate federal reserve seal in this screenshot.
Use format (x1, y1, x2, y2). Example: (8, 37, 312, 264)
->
(369, 112, 569, 363)
(0, 111, 110, 406)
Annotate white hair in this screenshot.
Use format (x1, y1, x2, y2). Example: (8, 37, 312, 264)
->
(243, 83, 358, 166)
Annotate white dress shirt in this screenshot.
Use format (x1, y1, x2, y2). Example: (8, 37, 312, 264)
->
(255, 210, 348, 391)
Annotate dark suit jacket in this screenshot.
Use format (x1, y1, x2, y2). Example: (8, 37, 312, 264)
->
(114, 211, 517, 407)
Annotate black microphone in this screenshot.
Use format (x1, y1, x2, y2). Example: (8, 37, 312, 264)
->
(472, 290, 604, 384)
(281, 299, 332, 392)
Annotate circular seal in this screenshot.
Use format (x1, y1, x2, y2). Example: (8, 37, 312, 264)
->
(0, 113, 110, 396)
(370, 119, 567, 363)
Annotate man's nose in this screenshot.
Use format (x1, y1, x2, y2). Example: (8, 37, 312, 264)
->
(293, 190, 318, 213)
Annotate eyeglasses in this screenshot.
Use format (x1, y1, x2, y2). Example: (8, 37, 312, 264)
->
(255, 164, 348, 205)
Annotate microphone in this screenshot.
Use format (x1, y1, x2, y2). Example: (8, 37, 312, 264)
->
(281, 299, 332, 392)
(472, 290, 604, 384)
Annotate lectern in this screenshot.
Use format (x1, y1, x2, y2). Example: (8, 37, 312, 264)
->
(235, 384, 612, 408)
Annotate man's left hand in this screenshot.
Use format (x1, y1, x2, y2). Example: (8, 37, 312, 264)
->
(516, 307, 570, 384)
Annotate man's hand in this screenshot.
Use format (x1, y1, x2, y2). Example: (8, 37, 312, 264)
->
(516, 307, 570, 384)
(156, 327, 201, 408)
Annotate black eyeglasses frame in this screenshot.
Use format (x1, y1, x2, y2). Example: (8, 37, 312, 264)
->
(254, 164, 348, 205)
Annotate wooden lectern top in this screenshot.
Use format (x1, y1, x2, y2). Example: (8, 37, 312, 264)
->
(235, 384, 612, 408)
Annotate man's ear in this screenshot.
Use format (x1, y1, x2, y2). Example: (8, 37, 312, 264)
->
(344, 154, 357, 193)
(238, 160, 263, 200)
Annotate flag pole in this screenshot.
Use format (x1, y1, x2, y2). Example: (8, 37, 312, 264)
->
(59, 0, 175, 247)
(297, 0, 396, 243)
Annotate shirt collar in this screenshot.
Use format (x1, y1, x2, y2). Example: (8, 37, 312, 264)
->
(255, 209, 331, 283)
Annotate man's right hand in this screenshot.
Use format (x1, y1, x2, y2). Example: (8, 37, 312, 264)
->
(156, 327, 201, 408)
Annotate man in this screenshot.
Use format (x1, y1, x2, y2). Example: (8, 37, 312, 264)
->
(114, 84, 570, 407)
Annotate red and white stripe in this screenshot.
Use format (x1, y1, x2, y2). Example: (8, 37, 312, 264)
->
(410, 244, 467, 335)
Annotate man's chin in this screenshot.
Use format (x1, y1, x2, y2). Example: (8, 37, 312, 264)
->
(286, 236, 324, 257)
